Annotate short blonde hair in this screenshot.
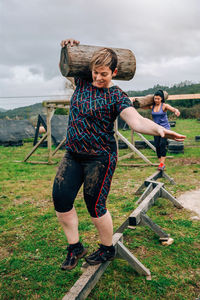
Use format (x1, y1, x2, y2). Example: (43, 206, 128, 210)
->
(90, 48, 118, 73)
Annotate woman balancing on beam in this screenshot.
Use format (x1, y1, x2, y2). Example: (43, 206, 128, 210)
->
(52, 38, 186, 271)
(143, 90, 181, 171)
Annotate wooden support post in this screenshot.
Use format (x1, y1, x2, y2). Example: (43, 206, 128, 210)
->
(140, 213, 170, 240)
(129, 184, 162, 226)
(46, 107, 55, 164)
(135, 132, 156, 152)
(160, 187, 183, 208)
(52, 137, 66, 156)
(162, 171, 176, 184)
(135, 182, 146, 195)
(131, 129, 134, 145)
(23, 133, 48, 162)
(117, 241, 151, 278)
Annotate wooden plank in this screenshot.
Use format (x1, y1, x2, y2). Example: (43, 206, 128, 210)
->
(129, 184, 161, 226)
(43, 100, 71, 107)
(23, 133, 48, 162)
(136, 183, 153, 205)
(47, 107, 55, 164)
(52, 137, 66, 156)
(118, 163, 158, 167)
(160, 187, 183, 208)
(118, 152, 134, 161)
(115, 218, 129, 234)
(117, 131, 153, 164)
(162, 171, 176, 184)
(140, 213, 169, 239)
(135, 182, 146, 195)
(42, 94, 200, 109)
(62, 233, 123, 300)
(135, 132, 156, 152)
(168, 94, 200, 100)
(117, 241, 151, 277)
(145, 170, 162, 182)
(24, 160, 57, 165)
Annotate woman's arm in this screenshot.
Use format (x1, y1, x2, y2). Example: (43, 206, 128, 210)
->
(163, 104, 180, 117)
(120, 107, 185, 141)
(60, 39, 80, 89)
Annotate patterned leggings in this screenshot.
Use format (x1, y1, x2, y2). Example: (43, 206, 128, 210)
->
(52, 151, 117, 218)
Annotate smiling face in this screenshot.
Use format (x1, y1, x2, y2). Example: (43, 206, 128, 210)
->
(92, 65, 117, 88)
(154, 95, 162, 105)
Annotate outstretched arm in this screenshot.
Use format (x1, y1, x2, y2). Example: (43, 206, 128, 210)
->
(120, 107, 186, 141)
(164, 104, 180, 117)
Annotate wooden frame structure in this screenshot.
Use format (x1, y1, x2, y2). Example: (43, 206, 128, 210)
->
(62, 170, 183, 299)
(23, 93, 200, 164)
(23, 100, 156, 165)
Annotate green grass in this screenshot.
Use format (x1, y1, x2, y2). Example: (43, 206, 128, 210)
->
(0, 119, 200, 299)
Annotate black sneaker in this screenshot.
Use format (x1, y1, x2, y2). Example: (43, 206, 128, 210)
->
(61, 244, 88, 270)
(85, 244, 115, 265)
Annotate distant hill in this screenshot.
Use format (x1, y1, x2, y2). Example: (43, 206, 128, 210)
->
(127, 81, 200, 96)
(0, 81, 199, 121)
(0, 108, 7, 112)
(0, 102, 45, 121)
(127, 81, 200, 107)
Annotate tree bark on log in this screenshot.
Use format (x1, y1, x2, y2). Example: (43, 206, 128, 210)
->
(132, 91, 168, 108)
(60, 44, 136, 81)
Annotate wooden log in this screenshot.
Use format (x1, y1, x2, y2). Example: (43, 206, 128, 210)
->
(60, 44, 136, 81)
(131, 91, 168, 109)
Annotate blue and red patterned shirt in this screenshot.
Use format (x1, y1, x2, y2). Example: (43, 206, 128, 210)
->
(66, 77, 132, 155)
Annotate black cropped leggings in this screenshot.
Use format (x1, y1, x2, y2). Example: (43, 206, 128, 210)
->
(154, 136, 168, 158)
(52, 151, 117, 218)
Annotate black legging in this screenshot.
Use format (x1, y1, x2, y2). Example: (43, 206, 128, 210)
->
(154, 136, 167, 158)
(52, 151, 117, 218)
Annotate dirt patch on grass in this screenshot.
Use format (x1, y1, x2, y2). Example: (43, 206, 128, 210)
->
(0, 247, 10, 260)
(171, 157, 200, 165)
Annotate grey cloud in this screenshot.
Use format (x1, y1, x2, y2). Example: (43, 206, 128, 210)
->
(0, 0, 200, 109)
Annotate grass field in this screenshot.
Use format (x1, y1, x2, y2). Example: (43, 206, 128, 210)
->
(0, 119, 200, 299)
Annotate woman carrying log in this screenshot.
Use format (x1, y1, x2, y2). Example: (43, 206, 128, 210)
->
(143, 90, 180, 170)
(52, 39, 185, 270)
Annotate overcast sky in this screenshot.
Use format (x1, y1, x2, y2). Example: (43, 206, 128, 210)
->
(0, 0, 200, 109)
